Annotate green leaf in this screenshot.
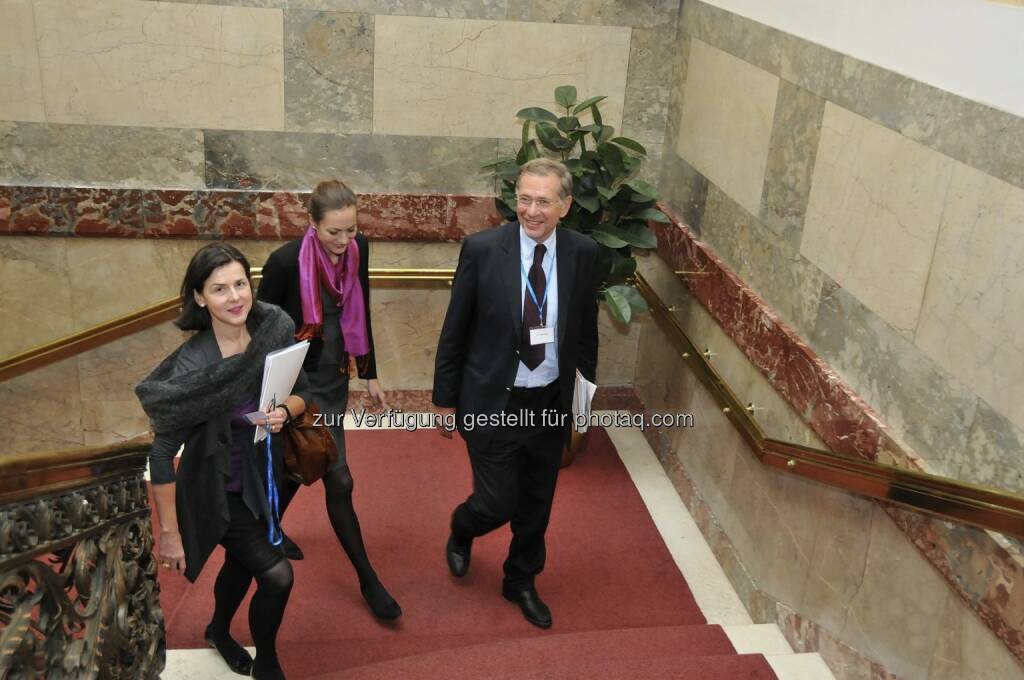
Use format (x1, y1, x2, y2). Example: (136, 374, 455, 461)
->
(494, 161, 521, 182)
(622, 285, 649, 313)
(516, 107, 558, 123)
(536, 122, 574, 151)
(575, 193, 600, 213)
(572, 95, 608, 115)
(596, 125, 615, 144)
(592, 105, 603, 126)
(516, 139, 540, 165)
(610, 137, 647, 155)
(597, 143, 625, 178)
(625, 178, 658, 201)
(597, 185, 619, 201)
(591, 228, 629, 249)
(604, 287, 631, 324)
(608, 254, 637, 283)
(554, 85, 578, 108)
(565, 158, 583, 175)
(632, 207, 671, 223)
(521, 120, 530, 148)
(578, 124, 603, 134)
(557, 116, 581, 132)
(599, 222, 657, 249)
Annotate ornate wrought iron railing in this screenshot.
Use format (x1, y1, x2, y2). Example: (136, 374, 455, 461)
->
(0, 440, 163, 679)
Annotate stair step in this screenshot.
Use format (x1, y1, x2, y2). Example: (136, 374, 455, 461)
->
(305, 624, 757, 679)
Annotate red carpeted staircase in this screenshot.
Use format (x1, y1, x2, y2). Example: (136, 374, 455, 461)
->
(155, 428, 777, 679)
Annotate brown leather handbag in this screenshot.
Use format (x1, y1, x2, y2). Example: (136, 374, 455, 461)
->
(283, 401, 338, 485)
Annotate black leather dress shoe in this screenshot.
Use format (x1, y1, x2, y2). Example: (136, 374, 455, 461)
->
(445, 533, 472, 577)
(502, 585, 552, 629)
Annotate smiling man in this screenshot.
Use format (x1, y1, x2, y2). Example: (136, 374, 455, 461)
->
(432, 158, 599, 629)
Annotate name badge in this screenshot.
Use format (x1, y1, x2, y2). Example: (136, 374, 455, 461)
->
(529, 326, 555, 345)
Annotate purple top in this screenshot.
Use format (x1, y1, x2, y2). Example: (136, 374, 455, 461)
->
(226, 399, 258, 493)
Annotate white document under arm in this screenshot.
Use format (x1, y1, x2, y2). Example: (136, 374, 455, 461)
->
(572, 369, 597, 433)
(254, 340, 310, 442)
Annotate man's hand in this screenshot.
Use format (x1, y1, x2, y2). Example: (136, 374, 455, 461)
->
(159, 530, 186, 573)
(436, 407, 456, 439)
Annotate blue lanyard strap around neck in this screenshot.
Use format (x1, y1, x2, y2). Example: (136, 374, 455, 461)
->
(264, 424, 282, 546)
(520, 249, 554, 321)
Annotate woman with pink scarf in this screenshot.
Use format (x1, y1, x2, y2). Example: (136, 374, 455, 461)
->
(257, 179, 400, 620)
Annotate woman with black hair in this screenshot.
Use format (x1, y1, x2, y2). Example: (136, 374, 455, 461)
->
(136, 243, 308, 680)
(257, 179, 401, 621)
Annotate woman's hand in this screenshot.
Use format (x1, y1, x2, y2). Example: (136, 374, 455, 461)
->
(366, 379, 388, 411)
(264, 404, 289, 433)
(159, 530, 186, 573)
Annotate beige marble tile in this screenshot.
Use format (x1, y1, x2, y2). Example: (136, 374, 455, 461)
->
(0, 0, 45, 122)
(1, 355, 84, 454)
(0, 237, 73, 357)
(915, 162, 1024, 432)
(79, 323, 188, 446)
(65, 239, 197, 331)
(369, 289, 449, 390)
(373, 16, 630, 139)
(675, 39, 779, 216)
(368, 241, 462, 269)
(597, 309, 639, 386)
(801, 104, 954, 338)
(34, 0, 284, 130)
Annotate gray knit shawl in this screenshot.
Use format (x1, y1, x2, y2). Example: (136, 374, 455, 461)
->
(135, 302, 295, 433)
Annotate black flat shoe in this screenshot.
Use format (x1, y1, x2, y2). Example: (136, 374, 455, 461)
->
(250, 655, 286, 680)
(204, 625, 253, 675)
(360, 578, 402, 620)
(502, 585, 552, 629)
(280, 534, 304, 561)
(445, 533, 472, 578)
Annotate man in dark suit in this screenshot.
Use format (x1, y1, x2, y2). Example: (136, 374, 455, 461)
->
(433, 158, 599, 629)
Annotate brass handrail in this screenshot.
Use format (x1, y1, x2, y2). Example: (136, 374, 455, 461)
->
(3, 268, 1023, 537)
(634, 273, 1024, 538)
(0, 267, 454, 382)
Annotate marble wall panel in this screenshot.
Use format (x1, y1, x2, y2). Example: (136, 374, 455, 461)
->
(372, 16, 631, 139)
(205, 130, 497, 194)
(963, 401, 1024, 495)
(0, 0, 45, 122)
(153, 0, 507, 19)
(662, 28, 690, 152)
(621, 24, 676, 144)
(915, 162, 1024, 433)
(0, 123, 205, 190)
(801, 104, 954, 338)
(658, 151, 708, 234)
(675, 39, 779, 217)
(506, 0, 680, 28)
(79, 323, 188, 447)
(701, 185, 825, 339)
(810, 284, 977, 481)
(597, 310, 641, 387)
(680, 0, 1024, 194)
(284, 11, 373, 134)
(33, 0, 284, 131)
(759, 81, 825, 251)
(2, 355, 84, 454)
(0, 237, 72, 357)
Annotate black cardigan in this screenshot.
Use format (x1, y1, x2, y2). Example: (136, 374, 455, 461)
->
(257, 233, 377, 379)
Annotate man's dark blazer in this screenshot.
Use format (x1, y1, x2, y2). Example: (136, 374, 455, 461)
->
(432, 222, 599, 449)
(257, 233, 377, 379)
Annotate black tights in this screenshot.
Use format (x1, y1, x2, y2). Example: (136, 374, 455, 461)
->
(279, 465, 380, 585)
(209, 554, 293, 672)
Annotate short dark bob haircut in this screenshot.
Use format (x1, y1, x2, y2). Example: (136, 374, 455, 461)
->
(175, 242, 253, 331)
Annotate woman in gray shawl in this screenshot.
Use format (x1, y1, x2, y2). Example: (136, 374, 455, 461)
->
(136, 243, 309, 680)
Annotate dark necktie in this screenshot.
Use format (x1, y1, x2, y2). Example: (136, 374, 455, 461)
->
(521, 243, 547, 370)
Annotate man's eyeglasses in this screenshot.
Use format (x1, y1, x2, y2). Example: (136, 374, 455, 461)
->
(516, 196, 561, 210)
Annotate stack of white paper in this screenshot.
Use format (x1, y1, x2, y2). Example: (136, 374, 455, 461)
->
(572, 369, 597, 433)
(254, 340, 310, 442)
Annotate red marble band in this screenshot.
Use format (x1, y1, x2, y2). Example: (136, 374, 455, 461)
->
(0, 186, 503, 240)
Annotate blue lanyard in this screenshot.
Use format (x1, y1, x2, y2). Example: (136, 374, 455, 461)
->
(263, 409, 282, 547)
(520, 250, 554, 322)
